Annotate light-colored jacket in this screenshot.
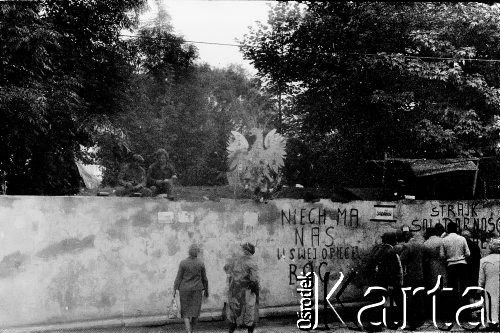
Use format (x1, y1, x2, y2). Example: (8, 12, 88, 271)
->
(440, 233, 470, 266)
(479, 253, 500, 324)
(423, 235, 447, 288)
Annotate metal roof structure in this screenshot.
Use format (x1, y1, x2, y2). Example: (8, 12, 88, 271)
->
(368, 158, 479, 177)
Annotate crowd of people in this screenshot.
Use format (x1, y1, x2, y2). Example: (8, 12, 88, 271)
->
(168, 223, 500, 333)
(370, 222, 500, 330)
(173, 243, 259, 333)
(115, 148, 177, 198)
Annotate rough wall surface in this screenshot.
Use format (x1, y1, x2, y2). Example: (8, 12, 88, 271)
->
(0, 197, 498, 328)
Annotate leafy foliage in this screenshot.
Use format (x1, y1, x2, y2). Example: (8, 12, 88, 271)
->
(0, 0, 145, 194)
(242, 2, 500, 187)
(97, 21, 276, 187)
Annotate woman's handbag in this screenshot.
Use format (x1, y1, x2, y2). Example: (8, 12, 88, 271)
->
(168, 296, 180, 319)
(221, 302, 228, 321)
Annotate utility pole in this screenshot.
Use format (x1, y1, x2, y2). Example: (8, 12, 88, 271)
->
(472, 158, 479, 198)
(278, 91, 282, 133)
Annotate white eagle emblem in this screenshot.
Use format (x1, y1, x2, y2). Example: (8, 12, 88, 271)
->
(226, 128, 286, 198)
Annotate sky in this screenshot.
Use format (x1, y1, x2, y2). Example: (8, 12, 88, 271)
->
(138, 0, 274, 73)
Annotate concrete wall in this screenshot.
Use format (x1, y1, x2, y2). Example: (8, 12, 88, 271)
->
(0, 196, 498, 328)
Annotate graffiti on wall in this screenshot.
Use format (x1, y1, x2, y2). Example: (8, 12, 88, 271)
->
(410, 202, 498, 248)
(276, 207, 360, 285)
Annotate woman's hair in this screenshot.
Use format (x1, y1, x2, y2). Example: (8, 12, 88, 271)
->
(461, 230, 472, 239)
(424, 227, 436, 239)
(188, 244, 200, 258)
(447, 222, 458, 234)
(382, 231, 397, 246)
(434, 223, 445, 236)
(241, 242, 255, 255)
(489, 238, 500, 254)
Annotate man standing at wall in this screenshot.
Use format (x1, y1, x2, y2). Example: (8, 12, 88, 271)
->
(461, 230, 481, 288)
(440, 222, 470, 320)
(367, 232, 403, 330)
(462, 229, 482, 321)
(423, 226, 448, 320)
(400, 231, 426, 330)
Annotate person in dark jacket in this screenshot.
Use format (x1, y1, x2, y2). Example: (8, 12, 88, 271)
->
(461, 229, 482, 321)
(147, 148, 177, 198)
(374, 232, 403, 289)
(366, 232, 403, 330)
(400, 231, 426, 329)
(174, 244, 209, 333)
(461, 230, 481, 287)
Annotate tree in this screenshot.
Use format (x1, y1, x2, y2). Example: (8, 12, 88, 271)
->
(94, 0, 277, 188)
(99, 40, 277, 187)
(189, 65, 277, 185)
(242, 2, 500, 187)
(96, 23, 201, 186)
(0, 0, 145, 194)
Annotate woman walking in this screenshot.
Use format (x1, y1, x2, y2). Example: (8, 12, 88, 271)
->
(224, 243, 259, 333)
(479, 238, 500, 329)
(174, 244, 209, 333)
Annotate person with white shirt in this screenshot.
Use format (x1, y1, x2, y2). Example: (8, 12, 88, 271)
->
(440, 222, 470, 320)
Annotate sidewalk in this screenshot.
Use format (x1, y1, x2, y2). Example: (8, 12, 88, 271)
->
(0, 304, 486, 333)
(1, 317, 486, 333)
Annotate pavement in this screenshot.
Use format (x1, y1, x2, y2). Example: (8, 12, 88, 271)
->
(2, 317, 493, 333)
(0, 305, 490, 333)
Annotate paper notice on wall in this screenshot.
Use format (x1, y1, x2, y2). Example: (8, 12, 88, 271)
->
(371, 205, 396, 222)
(178, 211, 195, 224)
(158, 211, 174, 224)
(243, 212, 259, 227)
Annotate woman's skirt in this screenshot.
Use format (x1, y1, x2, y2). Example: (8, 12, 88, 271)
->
(179, 290, 203, 318)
